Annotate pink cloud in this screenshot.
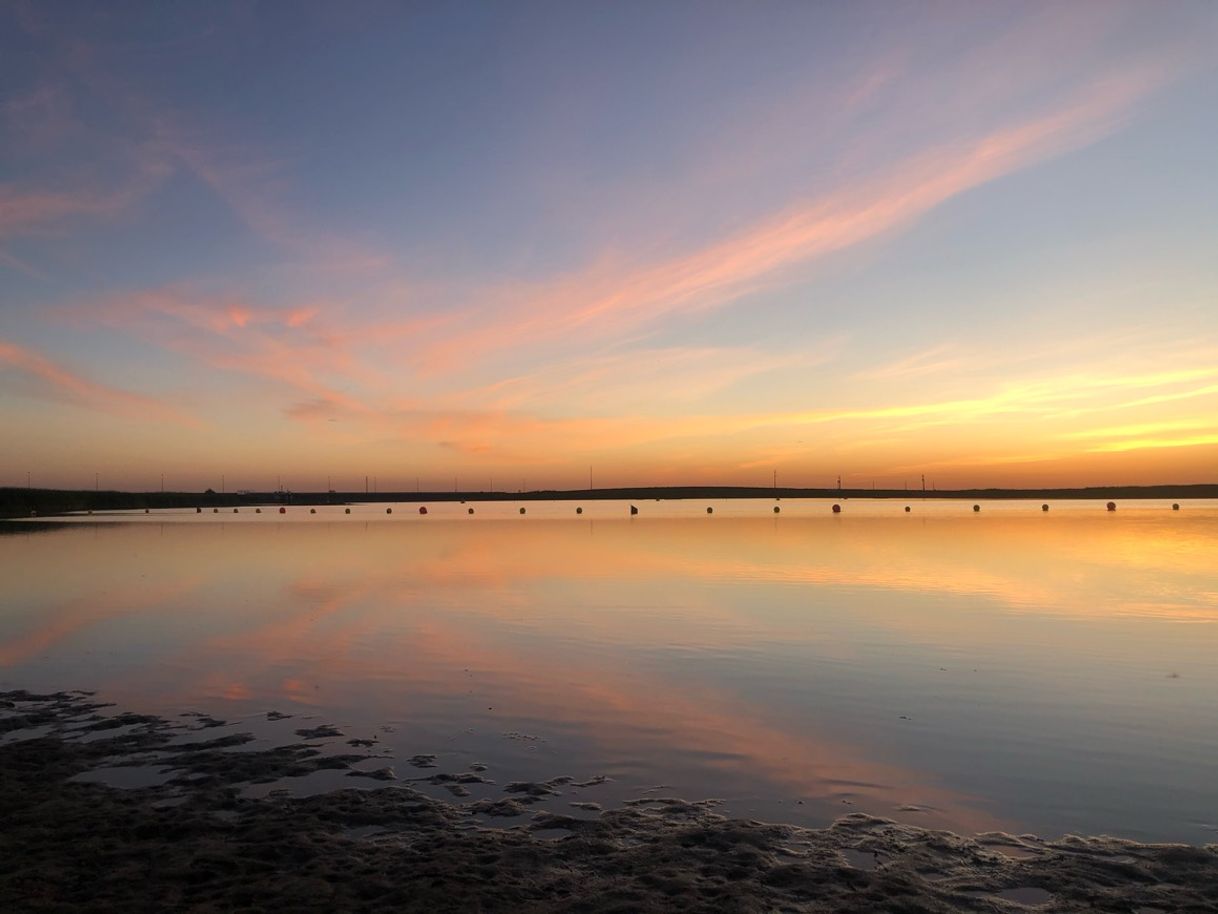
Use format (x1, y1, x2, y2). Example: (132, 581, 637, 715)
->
(0, 337, 197, 426)
(412, 62, 1170, 374)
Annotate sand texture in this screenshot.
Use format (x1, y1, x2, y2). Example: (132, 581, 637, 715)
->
(2, 690, 1216, 913)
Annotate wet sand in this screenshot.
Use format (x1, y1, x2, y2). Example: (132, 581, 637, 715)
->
(2, 690, 1215, 913)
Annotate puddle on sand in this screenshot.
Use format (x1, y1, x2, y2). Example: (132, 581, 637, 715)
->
(968, 887, 1053, 906)
(70, 765, 176, 789)
(841, 848, 880, 870)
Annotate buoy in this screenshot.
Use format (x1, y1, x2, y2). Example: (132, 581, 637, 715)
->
(706, 506, 713, 514)
(576, 507, 583, 515)
(145, 508, 150, 514)
(279, 507, 286, 514)
(386, 507, 393, 514)
(1172, 503, 1180, 511)
(1042, 504, 1049, 512)
(831, 504, 841, 514)
(344, 508, 351, 514)
(468, 507, 474, 515)
(773, 506, 780, 514)
(233, 508, 239, 513)
(973, 504, 980, 512)
(519, 507, 526, 515)
(418, 506, 426, 515)
(1106, 501, 1116, 512)
(196, 507, 202, 513)
(630, 505, 638, 516)
(213, 508, 218, 513)
(255, 508, 262, 513)
(904, 506, 911, 513)
(309, 508, 316, 514)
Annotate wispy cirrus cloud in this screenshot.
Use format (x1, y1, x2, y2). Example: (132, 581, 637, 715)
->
(0, 337, 196, 425)
(406, 61, 1173, 376)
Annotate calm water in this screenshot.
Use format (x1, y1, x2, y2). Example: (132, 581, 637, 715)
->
(2, 498, 1216, 843)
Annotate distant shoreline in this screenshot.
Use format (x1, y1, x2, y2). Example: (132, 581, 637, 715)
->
(1, 483, 1214, 519)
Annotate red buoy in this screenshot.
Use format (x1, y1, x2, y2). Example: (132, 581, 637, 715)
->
(418, 506, 426, 515)
(832, 504, 841, 514)
(279, 507, 286, 514)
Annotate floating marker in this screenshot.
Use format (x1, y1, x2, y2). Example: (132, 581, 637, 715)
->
(1042, 504, 1049, 512)
(344, 508, 351, 514)
(1172, 503, 1180, 511)
(418, 506, 426, 515)
(706, 506, 713, 514)
(309, 508, 316, 514)
(576, 507, 583, 515)
(196, 507, 202, 513)
(212, 508, 218, 513)
(279, 507, 286, 514)
(519, 507, 526, 515)
(145, 508, 150, 514)
(1106, 501, 1116, 512)
(468, 507, 474, 515)
(973, 504, 980, 513)
(832, 504, 841, 514)
(630, 505, 639, 516)
(773, 506, 780, 514)
(386, 507, 393, 514)
(255, 508, 262, 513)
(233, 508, 239, 513)
(904, 506, 911, 513)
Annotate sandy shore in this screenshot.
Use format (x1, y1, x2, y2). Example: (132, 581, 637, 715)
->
(2, 690, 1215, 913)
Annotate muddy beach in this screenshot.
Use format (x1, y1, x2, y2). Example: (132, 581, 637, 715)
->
(2, 690, 1215, 913)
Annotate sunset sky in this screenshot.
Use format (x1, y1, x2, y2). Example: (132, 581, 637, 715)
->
(2, 1, 1216, 491)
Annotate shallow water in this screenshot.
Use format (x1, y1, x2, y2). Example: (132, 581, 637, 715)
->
(2, 498, 1216, 842)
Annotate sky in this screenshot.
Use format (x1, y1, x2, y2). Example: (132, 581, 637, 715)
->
(1, 0, 1216, 492)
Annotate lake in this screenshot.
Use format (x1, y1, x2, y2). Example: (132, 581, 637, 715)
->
(2, 498, 1215, 843)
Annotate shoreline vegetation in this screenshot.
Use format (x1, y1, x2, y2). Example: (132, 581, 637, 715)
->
(2, 483, 1215, 519)
(3, 690, 1216, 912)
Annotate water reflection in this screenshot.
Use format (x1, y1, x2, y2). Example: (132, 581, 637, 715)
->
(1, 503, 1216, 842)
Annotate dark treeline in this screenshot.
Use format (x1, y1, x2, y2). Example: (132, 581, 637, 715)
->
(2, 484, 1215, 518)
